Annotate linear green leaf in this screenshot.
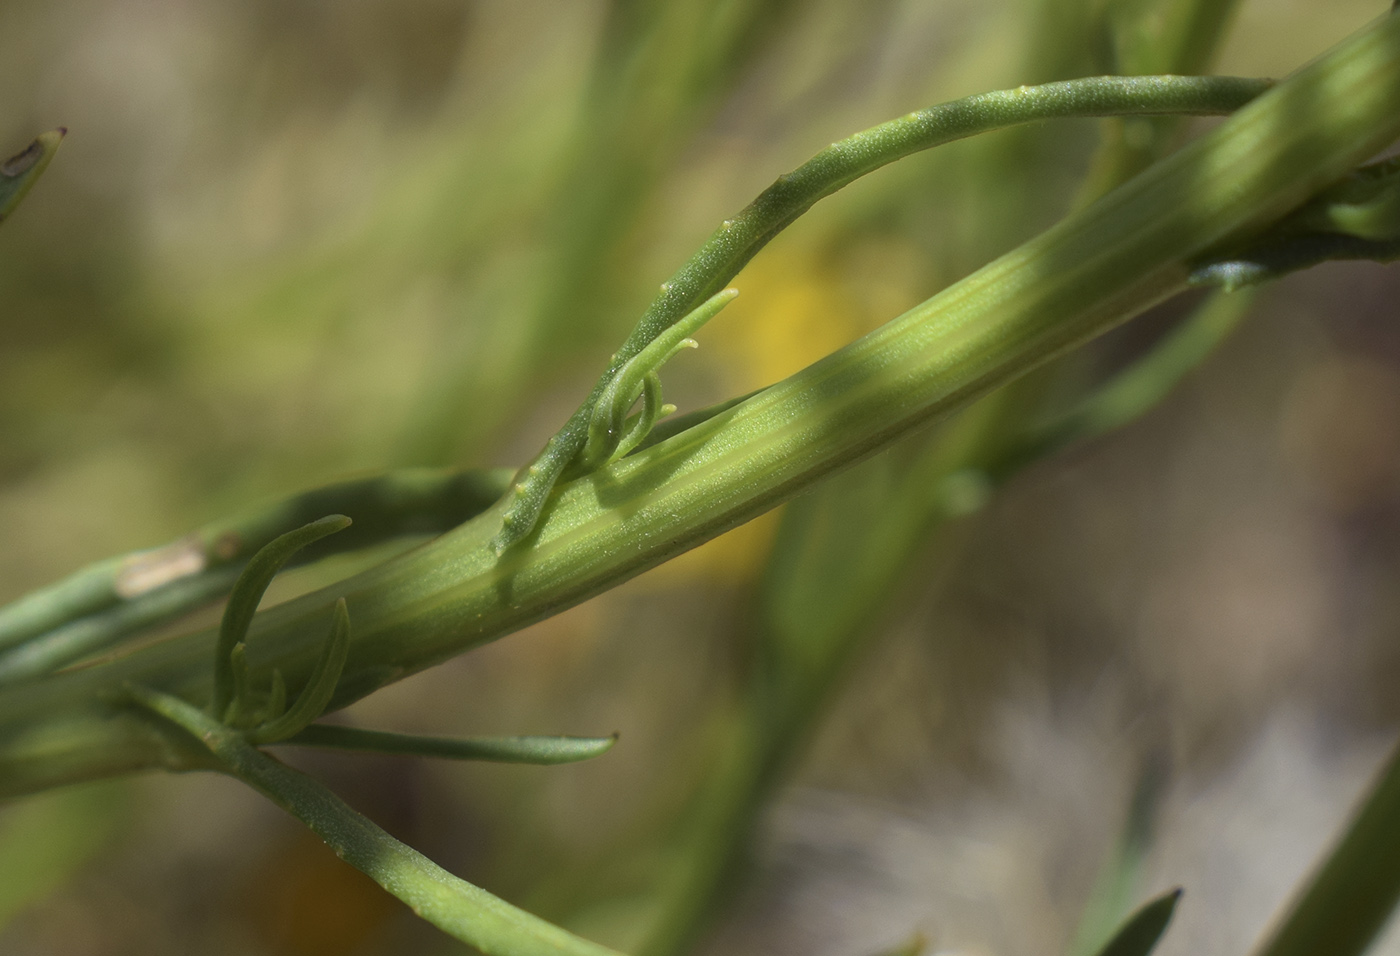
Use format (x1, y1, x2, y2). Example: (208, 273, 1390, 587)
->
(0, 129, 63, 225)
(249, 597, 351, 744)
(1092, 889, 1181, 956)
(212, 516, 352, 718)
(126, 685, 624, 956)
(1067, 756, 1172, 956)
(1250, 740, 1400, 956)
(581, 288, 737, 471)
(280, 725, 619, 765)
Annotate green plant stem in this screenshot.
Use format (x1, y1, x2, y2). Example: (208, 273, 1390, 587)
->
(124, 684, 624, 956)
(3, 19, 1400, 799)
(0, 467, 513, 684)
(280, 725, 618, 765)
(493, 74, 1273, 551)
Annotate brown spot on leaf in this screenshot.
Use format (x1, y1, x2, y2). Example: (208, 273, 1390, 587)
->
(211, 532, 243, 561)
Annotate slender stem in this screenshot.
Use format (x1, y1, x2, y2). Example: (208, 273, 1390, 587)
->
(125, 685, 625, 956)
(493, 74, 1274, 550)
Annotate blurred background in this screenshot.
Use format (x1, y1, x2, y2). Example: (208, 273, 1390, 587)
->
(2, 1, 1400, 955)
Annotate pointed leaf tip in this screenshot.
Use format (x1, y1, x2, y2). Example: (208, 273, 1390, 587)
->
(1093, 889, 1182, 956)
(0, 129, 64, 223)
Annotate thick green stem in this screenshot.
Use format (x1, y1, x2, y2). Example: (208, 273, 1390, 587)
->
(3, 19, 1400, 798)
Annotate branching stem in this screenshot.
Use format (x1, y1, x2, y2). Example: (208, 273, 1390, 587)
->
(494, 74, 1273, 550)
(125, 685, 625, 956)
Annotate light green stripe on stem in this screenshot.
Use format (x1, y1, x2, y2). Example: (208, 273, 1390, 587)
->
(125, 685, 624, 956)
(3, 18, 1400, 798)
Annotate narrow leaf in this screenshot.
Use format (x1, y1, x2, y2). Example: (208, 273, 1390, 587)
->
(582, 288, 734, 469)
(1093, 889, 1182, 956)
(127, 685, 624, 956)
(250, 598, 351, 744)
(1251, 740, 1400, 956)
(0, 129, 63, 225)
(212, 515, 351, 716)
(1068, 754, 1171, 956)
(279, 724, 618, 765)
(221, 642, 253, 727)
